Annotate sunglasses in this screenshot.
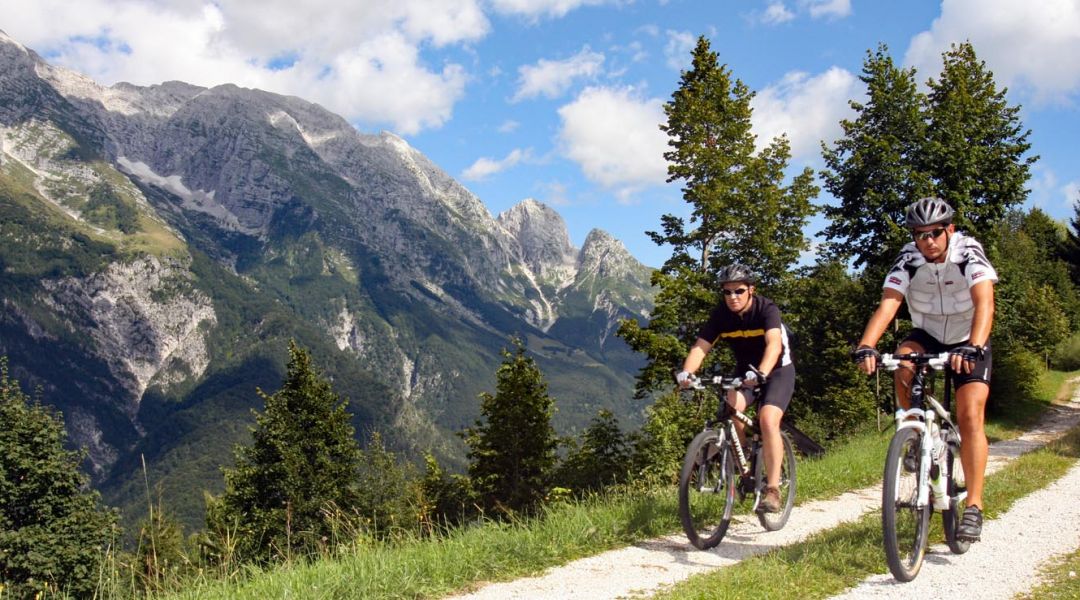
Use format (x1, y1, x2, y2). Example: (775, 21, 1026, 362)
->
(722, 288, 749, 297)
(912, 227, 947, 242)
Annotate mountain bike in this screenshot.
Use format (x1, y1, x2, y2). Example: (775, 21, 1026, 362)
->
(878, 352, 970, 582)
(677, 371, 796, 550)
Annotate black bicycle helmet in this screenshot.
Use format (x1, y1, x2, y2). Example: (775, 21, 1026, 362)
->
(904, 196, 955, 228)
(717, 263, 755, 285)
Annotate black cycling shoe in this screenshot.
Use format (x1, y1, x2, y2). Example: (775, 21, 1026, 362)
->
(956, 506, 983, 541)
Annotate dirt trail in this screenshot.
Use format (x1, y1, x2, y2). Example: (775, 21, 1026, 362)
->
(446, 380, 1080, 600)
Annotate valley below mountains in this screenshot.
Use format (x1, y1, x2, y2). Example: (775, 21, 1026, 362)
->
(0, 30, 656, 528)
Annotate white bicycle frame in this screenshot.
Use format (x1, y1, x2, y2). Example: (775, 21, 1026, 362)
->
(881, 353, 966, 511)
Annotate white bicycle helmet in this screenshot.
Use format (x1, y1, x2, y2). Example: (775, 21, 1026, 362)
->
(717, 263, 755, 285)
(904, 196, 955, 228)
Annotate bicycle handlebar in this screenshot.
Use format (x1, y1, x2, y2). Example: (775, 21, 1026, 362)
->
(684, 374, 752, 391)
(878, 352, 951, 372)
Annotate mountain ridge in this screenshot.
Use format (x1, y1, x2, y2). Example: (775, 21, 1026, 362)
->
(0, 30, 656, 529)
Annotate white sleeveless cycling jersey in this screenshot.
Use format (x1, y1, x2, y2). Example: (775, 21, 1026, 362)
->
(882, 231, 998, 345)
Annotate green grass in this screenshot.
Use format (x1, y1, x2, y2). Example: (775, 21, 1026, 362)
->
(126, 371, 1076, 599)
(149, 488, 683, 600)
(1017, 548, 1080, 599)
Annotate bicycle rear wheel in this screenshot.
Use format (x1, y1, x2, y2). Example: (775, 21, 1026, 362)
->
(882, 427, 931, 582)
(942, 439, 971, 555)
(755, 432, 796, 531)
(678, 429, 737, 549)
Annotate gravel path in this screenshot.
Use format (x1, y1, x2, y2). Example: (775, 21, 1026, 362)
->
(446, 380, 1080, 600)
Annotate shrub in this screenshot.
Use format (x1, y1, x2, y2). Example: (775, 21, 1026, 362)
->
(990, 345, 1044, 408)
(1052, 332, 1080, 371)
(0, 358, 119, 598)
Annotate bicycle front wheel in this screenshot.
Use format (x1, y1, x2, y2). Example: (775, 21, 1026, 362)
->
(942, 439, 971, 555)
(678, 430, 737, 550)
(755, 432, 796, 531)
(882, 426, 931, 582)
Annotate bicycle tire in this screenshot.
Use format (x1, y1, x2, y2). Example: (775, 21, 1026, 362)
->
(678, 429, 737, 550)
(942, 440, 971, 555)
(882, 426, 931, 582)
(755, 431, 797, 531)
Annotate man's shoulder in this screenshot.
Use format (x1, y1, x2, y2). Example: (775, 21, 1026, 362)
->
(888, 243, 924, 273)
(949, 232, 990, 261)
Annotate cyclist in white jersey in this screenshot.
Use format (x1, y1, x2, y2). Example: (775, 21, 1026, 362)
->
(854, 197, 997, 543)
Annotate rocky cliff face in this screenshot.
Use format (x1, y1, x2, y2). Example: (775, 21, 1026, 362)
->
(0, 30, 656, 525)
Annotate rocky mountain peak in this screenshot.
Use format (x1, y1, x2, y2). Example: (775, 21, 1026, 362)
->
(583, 229, 648, 280)
(497, 199, 576, 277)
(0, 29, 27, 52)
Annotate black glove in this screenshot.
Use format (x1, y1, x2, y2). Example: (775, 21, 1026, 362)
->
(852, 345, 880, 363)
(949, 344, 984, 363)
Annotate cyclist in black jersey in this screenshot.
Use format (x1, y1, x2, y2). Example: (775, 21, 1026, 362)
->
(854, 197, 996, 542)
(676, 264, 795, 513)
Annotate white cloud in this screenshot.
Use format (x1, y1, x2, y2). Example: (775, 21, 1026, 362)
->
(557, 86, 668, 201)
(512, 47, 604, 102)
(538, 180, 571, 206)
(1026, 166, 1059, 210)
(498, 119, 521, 133)
(762, 2, 796, 25)
(0, 0, 488, 134)
(750, 67, 861, 162)
(1064, 181, 1080, 208)
(664, 30, 696, 71)
(800, 0, 851, 20)
(462, 148, 530, 180)
(904, 0, 1080, 104)
(489, 0, 614, 21)
(1025, 166, 1080, 215)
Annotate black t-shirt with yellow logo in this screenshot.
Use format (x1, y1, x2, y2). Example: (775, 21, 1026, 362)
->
(696, 294, 793, 371)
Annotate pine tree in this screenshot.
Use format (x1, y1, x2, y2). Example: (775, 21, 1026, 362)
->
(619, 35, 818, 395)
(820, 44, 933, 271)
(923, 42, 1036, 242)
(134, 491, 188, 594)
(354, 432, 418, 538)
(1063, 196, 1080, 283)
(0, 358, 119, 598)
(463, 339, 557, 514)
(207, 341, 362, 563)
(556, 409, 630, 492)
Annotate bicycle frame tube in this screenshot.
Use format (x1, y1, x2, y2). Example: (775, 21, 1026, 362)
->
(893, 363, 939, 510)
(725, 419, 751, 475)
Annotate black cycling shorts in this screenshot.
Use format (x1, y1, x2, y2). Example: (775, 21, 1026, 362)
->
(901, 328, 992, 389)
(737, 363, 795, 412)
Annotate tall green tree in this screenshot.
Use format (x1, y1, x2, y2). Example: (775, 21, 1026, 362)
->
(1063, 196, 1080, 282)
(619, 35, 818, 394)
(463, 339, 557, 514)
(207, 341, 362, 563)
(0, 358, 119, 598)
(784, 261, 880, 439)
(820, 45, 933, 271)
(991, 210, 1073, 356)
(354, 432, 419, 538)
(556, 409, 630, 492)
(923, 42, 1036, 243)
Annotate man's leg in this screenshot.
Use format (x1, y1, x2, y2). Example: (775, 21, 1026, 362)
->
(759, 404, 784, 489)
(955, 380, 988, 541)
(956, 381, 989, 509)
(893, 340, 925, 409)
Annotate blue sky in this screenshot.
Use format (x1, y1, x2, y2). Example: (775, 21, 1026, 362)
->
(3, 0, 1079, 268)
